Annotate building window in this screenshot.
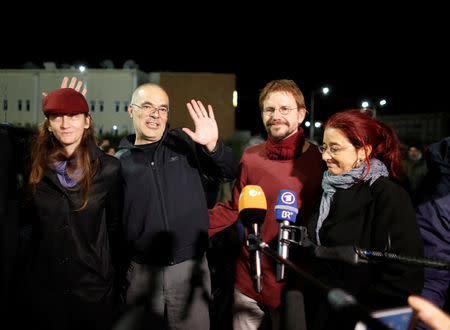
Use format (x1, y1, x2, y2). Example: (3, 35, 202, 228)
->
(100, 101, 104, 112)
(124, 101, 128, 112)
(91, 101, 95, 112)
(18, 100, 22, 111)
(26, 100, 30, 111)
(115, 101, 120, 112)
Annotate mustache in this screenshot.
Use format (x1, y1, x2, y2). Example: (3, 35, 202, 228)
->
(267, 119, 288, 126)
(145, 118, 160, 124)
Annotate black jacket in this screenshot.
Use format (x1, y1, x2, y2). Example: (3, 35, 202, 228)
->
(25, 140, 124, 330)
(116, 127, 238, 266)
(305, 177, 424, 330)
(0, 124, 33, 324)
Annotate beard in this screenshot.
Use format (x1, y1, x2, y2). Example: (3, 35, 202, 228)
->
(266, 119, 296, 140)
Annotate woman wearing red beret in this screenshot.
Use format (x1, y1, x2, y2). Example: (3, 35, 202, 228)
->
(24, 78, 124, 330)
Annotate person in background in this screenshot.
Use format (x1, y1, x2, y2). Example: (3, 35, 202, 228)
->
(106, 147, 116, 156)
(209, 79, 324, 330)
(304, 109, 424, 330)
(25, 78, 124, 330)
(0, 123, 33, 328)
(99, 138, 111, 151)
(414, 136, 450, 330)
(403, 143, 428, 202)
(115, 83, 238, 329)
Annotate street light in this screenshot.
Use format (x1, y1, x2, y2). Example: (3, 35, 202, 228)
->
(309, 86, 330, 141)
(78, 65, 87, 90)
(361, 99, 387, 118)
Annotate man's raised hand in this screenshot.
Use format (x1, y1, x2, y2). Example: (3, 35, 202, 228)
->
(42, 76, 87, 97)
(182, 99, 219, 153)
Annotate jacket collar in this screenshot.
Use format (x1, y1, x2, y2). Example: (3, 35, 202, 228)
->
(119, 124, 169, 150)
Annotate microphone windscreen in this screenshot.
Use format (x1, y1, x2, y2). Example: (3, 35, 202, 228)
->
(238, 185, 267, 226)
(274, 190, 298, 223)
(238, 185, 267, 213)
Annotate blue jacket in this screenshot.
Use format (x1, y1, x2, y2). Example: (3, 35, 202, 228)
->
(415, 137, 450, 310)
(116, 126, 238, 266)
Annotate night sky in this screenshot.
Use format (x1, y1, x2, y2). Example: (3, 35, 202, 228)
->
(2, 12, 448, 135)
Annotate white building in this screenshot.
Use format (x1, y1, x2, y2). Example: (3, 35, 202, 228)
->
(0, 66, 236, 140)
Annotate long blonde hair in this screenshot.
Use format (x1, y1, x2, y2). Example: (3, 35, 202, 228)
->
(28, 114, 98, 210)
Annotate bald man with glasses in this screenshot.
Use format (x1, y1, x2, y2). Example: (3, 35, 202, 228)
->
(115, 83, 238, 329)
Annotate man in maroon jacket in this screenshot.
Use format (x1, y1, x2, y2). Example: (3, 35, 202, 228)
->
(209, 79, 324, 329)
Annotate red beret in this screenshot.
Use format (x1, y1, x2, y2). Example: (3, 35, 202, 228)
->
(43, 88, 89, 115)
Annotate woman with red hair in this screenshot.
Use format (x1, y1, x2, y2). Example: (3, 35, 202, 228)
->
(304, 109, 424, 330)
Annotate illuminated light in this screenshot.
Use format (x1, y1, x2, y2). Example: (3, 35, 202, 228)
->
(362, 101, 369, 108)
(79, 65, 86, 72)
(379, 99, 387, 106)
(322, 87, 330, 95)
(314, 122, 322, 128)
(305, 121, 311, 127)
(113, 125, 118, 130)
(233, 90, 238, 108)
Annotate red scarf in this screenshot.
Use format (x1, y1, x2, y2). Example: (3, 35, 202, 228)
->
(265, 128, 305, 160)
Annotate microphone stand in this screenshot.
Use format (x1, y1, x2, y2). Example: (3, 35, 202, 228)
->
(355, 247, 450, 270)
(283, 224, 450, 270)
(246, 226, 263, 293)
(246, 234, 391, 330)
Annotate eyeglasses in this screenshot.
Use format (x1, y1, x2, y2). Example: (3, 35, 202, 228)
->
(262, 106, 297, 116)
(132, 103, 169, 115)
(318, 144, 353, 155)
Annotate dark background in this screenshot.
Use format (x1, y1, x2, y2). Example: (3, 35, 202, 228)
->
(1, 9, 448, 136)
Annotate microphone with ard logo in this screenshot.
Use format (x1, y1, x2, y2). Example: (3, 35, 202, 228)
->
(275, 189, 299, 282)
(238, 185, 267, 293)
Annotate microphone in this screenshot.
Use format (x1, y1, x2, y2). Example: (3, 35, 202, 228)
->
(238, 185, 267, 293)
(274, 189, 298, 282)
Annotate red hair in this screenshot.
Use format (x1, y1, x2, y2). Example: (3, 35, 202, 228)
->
(324, 109, 405, 183)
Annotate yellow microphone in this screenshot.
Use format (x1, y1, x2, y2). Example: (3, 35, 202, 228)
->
(238, 185, 267, 293)
(238, 185, 267, 226)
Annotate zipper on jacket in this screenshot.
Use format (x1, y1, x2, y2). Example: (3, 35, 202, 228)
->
(150, 156, 171, 235)
(150, 153, 175, 265)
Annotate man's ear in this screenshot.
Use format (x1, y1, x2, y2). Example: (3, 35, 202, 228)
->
(128, 104, 134, 119)
(297, 107, 307, 125)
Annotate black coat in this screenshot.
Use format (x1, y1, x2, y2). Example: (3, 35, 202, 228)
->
(117, 127, 239, 265)
(26, 140, 124, 330)
(0, 124, 32, 325)
(305, 177, 424, 330)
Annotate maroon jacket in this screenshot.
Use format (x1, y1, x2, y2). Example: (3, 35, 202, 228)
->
(209, 140, 324, 308)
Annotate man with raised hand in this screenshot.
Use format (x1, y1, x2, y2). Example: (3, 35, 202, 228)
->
(115, 83, 238, 329)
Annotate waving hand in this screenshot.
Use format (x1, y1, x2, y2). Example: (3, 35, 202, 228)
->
(182, 100, 219, 153)
(42, 76, 87, 97)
